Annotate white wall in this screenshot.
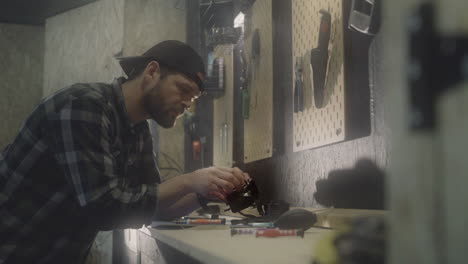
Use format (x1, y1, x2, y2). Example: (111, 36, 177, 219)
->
(0, 24, 44, 149)
(43, 0, 125, 96)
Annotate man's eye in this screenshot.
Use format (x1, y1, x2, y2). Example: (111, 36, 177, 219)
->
(179, 86, 192, 94)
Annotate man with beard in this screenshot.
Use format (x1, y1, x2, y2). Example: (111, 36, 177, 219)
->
(0, 40, 249, 263)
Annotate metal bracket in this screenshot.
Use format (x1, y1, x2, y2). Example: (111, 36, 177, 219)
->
(205, 57, 225, 96)
(408, 3, 468, 130)
(348, 0, 381, 35)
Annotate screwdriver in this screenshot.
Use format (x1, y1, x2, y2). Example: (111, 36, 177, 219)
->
(174, 218, 226, 225)
(256, 228, 305, 238)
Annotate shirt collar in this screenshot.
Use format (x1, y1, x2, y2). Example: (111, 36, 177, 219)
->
(112, 77, 141, 134)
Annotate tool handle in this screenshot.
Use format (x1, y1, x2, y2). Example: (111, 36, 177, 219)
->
(296, 77, 304, 112)
(294, 77, 301, 113)
(318, 10, 331, 50)
(311, 49, 328, 108)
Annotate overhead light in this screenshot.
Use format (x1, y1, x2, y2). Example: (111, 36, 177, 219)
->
(234, 12, 245, 29)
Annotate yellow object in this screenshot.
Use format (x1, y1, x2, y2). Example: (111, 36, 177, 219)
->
(312, 231, 340, 264)
(312, 223, 352, 264)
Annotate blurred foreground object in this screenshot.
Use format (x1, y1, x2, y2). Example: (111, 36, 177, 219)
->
(313, 216, 386, 264)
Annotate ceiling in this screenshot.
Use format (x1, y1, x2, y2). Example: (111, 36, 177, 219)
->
(0, 0, 96, 25)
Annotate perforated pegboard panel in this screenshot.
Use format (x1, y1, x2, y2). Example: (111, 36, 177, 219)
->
(292, 0, 346, 152)
(212, 45, 234, 167)
(243, 0, 273, 163)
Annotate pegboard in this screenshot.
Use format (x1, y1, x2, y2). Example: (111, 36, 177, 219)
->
(243, 0, 274, 163)
(212, 45, 234, 168)
(292, 0, 346, 152)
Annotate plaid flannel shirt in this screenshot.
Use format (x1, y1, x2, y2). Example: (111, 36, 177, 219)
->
(0, 78, 161, 263)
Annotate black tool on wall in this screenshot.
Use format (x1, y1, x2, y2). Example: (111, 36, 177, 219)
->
(294, 56, 304, 112)
(311, 9, 331, 109)
(251, 28, 261, 64)
(240, 50, 250, 120)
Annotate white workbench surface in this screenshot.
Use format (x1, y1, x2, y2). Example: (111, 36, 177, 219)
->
(140, 208, 385, 264)
(143, 225, 331, 264)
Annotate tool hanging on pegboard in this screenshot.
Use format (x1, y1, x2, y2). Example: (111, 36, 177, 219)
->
(207, 27, 242, 48)
(241, 28, 261, 120)
(294, 57, 304, 112)
(204, 56, 225, 97)
(249, 29, 260, 112)
(240, 49, 250, 120)
(311, 9, 332, 109)
(212, 45, 235, 168)
(250, 28, 261, 80)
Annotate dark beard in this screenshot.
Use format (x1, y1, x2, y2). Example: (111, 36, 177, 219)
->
(143, 88, 176, 128)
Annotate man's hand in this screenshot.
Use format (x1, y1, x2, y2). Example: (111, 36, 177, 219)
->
(187, 167, 251, 202)
(218, 167, 251, 190)
(156, 167, 252, 219)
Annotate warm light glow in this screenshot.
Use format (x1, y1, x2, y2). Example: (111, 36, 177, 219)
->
(234, 12, 245, 29)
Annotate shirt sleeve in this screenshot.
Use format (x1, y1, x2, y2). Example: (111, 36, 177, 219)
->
(138, 124, 163, 222)
(47, 96, 158, 230)
(136, 122, 162, 185)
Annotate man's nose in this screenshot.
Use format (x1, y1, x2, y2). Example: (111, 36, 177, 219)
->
(182, 100, 192, 109)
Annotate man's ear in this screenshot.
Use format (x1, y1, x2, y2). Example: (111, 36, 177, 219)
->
(144, 61, 161, 80)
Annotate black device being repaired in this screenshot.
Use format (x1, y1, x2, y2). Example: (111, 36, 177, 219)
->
(225, 180, 289, 218)
(226, 179, 261, 213)
(212, 180, 317, 230)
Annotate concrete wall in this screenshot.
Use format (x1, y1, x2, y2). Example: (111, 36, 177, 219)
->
(123, 0, 187, 181)
(43, 0, 125, 96)
(0, 24, 44, 149)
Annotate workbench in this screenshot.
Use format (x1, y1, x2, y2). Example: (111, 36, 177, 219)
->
(142, 225, 330, 264)
(136, 208, 385, 264)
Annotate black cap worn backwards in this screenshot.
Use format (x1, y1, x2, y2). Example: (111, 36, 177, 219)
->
(117, 40, 206, 91)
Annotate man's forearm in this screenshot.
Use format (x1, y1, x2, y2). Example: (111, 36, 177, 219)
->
(154, 167, 243, 220)
(157, 174, 192, 213)
(157, 193, 200, 220)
